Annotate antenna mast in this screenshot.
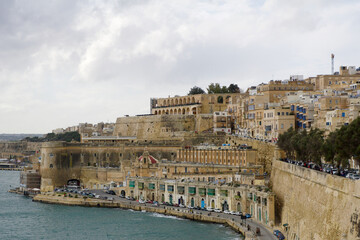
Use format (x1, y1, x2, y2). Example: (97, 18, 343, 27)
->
(331, 53, 334, 74)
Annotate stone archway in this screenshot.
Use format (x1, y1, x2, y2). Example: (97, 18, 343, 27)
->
(121, 190, 126, 197)
(201, 198, 205, 209)
(191, 197, 194, 207)
(211, 199, 215, 209)
(222, 200, 229, 211)
(178, 196, 184, 205)
(169, 194, 173, 204)
(237, 202, 241, 212)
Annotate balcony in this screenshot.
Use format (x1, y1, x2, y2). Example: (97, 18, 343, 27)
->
(199, 188, 206, 196)
(189, 187, 196, 195)
(177, 186, 185, 194)
(207, 189, 215, 196)
(153, 103, 201, 109)
(167, 185, 174, 192)
(220, 190, 228, 197)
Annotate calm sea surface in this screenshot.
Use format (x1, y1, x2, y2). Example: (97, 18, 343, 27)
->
(0, 171, 243, 240)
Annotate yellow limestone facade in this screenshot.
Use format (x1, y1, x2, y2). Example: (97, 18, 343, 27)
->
(271, 160, 360, 240)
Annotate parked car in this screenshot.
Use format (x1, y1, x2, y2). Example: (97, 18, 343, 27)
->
(346, 173, 354, 179)
(214, 208, 222, 213)
(230, 211, 237, 215)
(106, 190, 116, 195)
(352, 174, 360, 180)
(139, 199, 146, 204)
(245, 213, 251, 218)
(273, 230, 285, 240)
(206, 207, 214, 212)
(224, 210, 231, 214)
(235, 211, 242, 216)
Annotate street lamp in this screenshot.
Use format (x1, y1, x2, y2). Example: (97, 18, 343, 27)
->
(283, 223, 289, 239)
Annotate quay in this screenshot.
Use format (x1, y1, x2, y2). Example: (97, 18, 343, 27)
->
(0, 168, 23, 171)
(33, 193, 276, 240)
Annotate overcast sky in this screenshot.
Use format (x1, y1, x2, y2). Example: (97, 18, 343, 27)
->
(1, 0, 359, 133)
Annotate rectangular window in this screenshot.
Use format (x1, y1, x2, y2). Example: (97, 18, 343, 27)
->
(149, 183, 155, 190)
(138, 182, 144, 190)
(160, 184, 165, 191)
(207, 189, 215, 196)
(167, 185, 174, 192)
(129, 181, 135, 188)
(189, 187, 196, 195)
(220, 190, 228, 197)
(199, 188, 206, 196)
(177, 186, 185, 194)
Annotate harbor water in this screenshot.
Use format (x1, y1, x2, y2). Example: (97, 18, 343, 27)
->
(0, 171, 243, 240)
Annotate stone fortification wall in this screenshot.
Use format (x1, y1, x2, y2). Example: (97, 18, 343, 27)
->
(226, 137, 280, 173)
(114, 114, 213, 140)
(270, 160, 360, 240)
(0, 141, 42, 158)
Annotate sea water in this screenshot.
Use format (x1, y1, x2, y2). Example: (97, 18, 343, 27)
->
(0, 171, 244, 240)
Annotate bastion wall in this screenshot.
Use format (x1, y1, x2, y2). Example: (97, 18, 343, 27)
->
(270, 160, 360, 240)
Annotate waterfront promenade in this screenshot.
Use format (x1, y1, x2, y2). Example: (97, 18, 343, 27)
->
(33, 190, 276, 240)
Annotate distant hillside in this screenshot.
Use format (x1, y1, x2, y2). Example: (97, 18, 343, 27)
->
(0, 134, 44, 142)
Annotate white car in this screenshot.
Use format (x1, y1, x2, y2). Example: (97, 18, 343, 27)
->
(214, 208, 222, 213)
(206, 207, 214, 212)
(235, 211, 242, 216)
(139, 199, 146, 204)
(346, 173, 353, 178)
(230, 211, 237, 215)
(351, 174, 360, 180)
(187, 205, 194, 209)
(224, 210, 231, 214)
(179, 204, 185, 208)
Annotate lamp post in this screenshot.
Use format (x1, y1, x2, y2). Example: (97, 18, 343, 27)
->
(283, 223, 289, 240)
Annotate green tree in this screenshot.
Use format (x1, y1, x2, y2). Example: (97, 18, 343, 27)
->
(277, 127, 296, 159)
(228, 84, 242, 93)
(188, 86, 205, 95)
(207, 83, 230, 94)
(306, 128, 324, 164)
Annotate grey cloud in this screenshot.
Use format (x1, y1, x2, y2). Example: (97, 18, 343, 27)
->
(1, 0, 360, 133)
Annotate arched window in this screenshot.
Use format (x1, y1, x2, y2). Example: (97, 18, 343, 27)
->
(217, 96, 223, 104)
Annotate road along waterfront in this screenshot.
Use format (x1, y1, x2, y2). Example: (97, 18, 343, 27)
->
(33, 188, 275, 240)
(1, 170, 244, 240)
